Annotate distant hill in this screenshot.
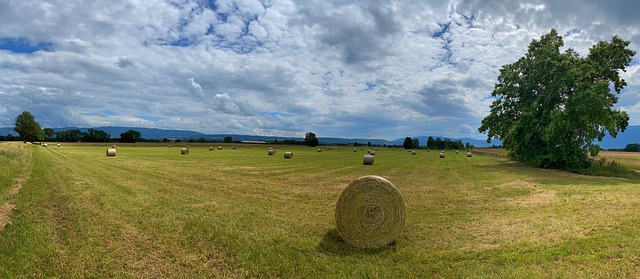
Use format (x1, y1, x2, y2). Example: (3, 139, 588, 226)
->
(1, 125, 638, 149)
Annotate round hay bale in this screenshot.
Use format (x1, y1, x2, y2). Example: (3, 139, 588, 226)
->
(466, 152, 472, 157)
(112, 145, 116, 148)
(209, 147, 214, 151)
(335, 175, 405, 249)
(181, 148, 189, 155)
(369, 151, 376, 155)
(218, 146, 222, 150)
(284, 151, 293, 158)
(318, 148, 322, 152)
(186, 145, 190, 149)
(268, 149, 275, 156)
(363, 154, 375, 165)
(456, 151, 459, 154)
(232, 145, 236, 149)
(439, 152, 445, 158)
(411, 151, 416, 155)
(56, 143, 60, 147)
(353, 149, 357, 152)
(106, 148, 116, 157)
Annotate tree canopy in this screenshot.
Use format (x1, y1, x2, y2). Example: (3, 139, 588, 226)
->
(120, 130, 142, 143)
(14, 111, 43, 142)
(304, 132, 319, 147)
(479, 29, 634, 169)
(403, 137, 412, 149)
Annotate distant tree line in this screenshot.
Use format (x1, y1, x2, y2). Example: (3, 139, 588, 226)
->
(624, 143, 640, 152)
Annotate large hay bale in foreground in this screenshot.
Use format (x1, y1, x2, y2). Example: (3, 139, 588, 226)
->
(284, 151, 293, 158)
(106, 148, 116, 157)
(181, 148, 189, 155)
(363, 154, 375, 165)
(335, 175, 406, 249)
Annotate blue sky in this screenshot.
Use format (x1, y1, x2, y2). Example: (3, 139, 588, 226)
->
(0, 0, 639, 140)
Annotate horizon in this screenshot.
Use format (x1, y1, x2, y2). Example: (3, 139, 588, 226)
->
(1, 1, 639, 140)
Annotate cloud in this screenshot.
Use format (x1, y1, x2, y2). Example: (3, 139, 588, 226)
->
(0, 0, 637, 140)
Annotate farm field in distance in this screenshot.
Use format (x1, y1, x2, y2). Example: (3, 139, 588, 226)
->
(2, 142, 640, 277)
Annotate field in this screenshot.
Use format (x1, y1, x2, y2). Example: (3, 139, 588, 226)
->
(3, 142, 640, 277)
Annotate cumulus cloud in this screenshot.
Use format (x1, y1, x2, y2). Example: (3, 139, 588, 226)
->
(0, 0, 637, 140)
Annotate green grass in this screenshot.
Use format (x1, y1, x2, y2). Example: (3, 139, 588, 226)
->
(2, 143, 640, 277)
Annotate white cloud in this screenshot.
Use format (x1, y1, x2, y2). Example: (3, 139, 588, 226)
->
(0, 0, 638, 140)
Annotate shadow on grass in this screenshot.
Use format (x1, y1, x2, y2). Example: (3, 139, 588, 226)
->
(316, 228, 397, 256)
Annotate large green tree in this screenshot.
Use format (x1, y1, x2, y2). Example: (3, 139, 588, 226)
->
(14, 111, 44, 142)
(479, 30, 634, 169)
(120, 130, 141, 143)
(304, 132, 319, 147)
(403, 137, 412, 149)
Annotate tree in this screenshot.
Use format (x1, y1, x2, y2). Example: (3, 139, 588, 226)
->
(120, 130, 141, 143)
(83, 128, 111, 142)
(14, 111, 43, 142)
(427, 136, 436, 149)
(624, 143, 640, 152)
(224, 136, 233, 143)
(403, 137, 412, 149)
(412, 138, 420, 149)
(304, 132, 319, 147)
(479, 30, 634, 169)
(42, 128, 55, 141)
(55, 129, 84, 142)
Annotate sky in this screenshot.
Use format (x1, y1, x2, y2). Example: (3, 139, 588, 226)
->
(1, 0, 639, 140)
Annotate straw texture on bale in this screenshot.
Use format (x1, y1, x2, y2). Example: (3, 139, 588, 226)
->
(335, 175, 406, 249)
(181, 148, 189, 155)
(466, 152, 472, 157)
(363, 154, 375, 165)
(284, 151, 293, 158)
(106, 148, 116, 157)
(439, 152, 445, 158)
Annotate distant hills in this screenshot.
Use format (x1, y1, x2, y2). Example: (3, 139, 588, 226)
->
(1, 125, 639, 149)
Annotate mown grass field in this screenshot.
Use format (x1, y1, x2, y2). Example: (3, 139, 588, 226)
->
(2, 142, 640, 277)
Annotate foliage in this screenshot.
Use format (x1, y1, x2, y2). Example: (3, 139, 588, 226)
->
(14, 111, 43, 142)
(479, 30, 634, 169)
(425, 137, 464, 150)
(412, 138, 420, 149)
(403, 137, 412, 149)
(304, 132, 319, 147)
(224, 136, 233, 143)
(42, 128, 55, 141)
(120, 130, 142, 143)
(55, 129, 85, 142)
(624, 143, 640, 152)
(82, 129, 111, 142)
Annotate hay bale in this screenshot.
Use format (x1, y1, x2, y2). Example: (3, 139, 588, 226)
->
(353, 149, 357, 152)
(456, 151, 459, 154)
(56, 143, 60, 147)
(335, 175, 405, 249)
(363, 154, 375, 165)
(209, 147, 214, 151)
(43, 143, 48, 147)
(466, 152, 472, 157)
(232, 145, 236, 149)
(106, 148, 116, 157)
(218, 146, 222, 150)
(318, 148, 322, 152)
(181, 148, 189, 155)
(112, 145, 116, 148)
(369, 151, 376, 155)
(268, 149, 275, 156)
(439, 152, 445, 158)
(411, 151, 416, 155)
(284, 151, 293, 158)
